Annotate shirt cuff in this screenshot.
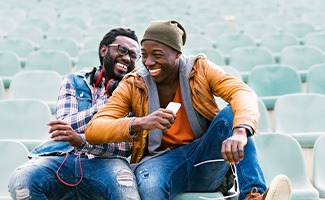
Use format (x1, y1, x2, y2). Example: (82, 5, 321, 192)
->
(233, 124, 254, 137)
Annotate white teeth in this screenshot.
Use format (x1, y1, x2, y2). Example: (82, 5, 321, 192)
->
(149, 68, 160, 73)
(117, 63, 127, 69)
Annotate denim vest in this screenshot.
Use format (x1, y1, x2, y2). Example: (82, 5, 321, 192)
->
(30, 70, 95, 157)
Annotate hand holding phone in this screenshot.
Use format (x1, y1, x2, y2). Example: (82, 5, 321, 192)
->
(166, 102, 181, 114)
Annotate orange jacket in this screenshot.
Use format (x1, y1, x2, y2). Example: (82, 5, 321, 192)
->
(85, 55, 259, 163)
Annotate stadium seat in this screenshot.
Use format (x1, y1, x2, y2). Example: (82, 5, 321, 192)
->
(0, 51, 21, 88)
(222, 66, 243, 80)
(257, 98, 271, 132)
(283, 21, 316, 44)
(86, 24, 113, 40)
(312, 134, 325, 198)
(233, 12, 264, 27)
(183, 47, 226, 66)
(76, 49, 99, 71)
(0, 99, 52, 151)
(39, 37, 80, 64)
(254, 133, 319, 200)
(301, 11, 325, 31)
(25, 50, 72, 75)
(47, 25, 84, 44)
(247, 64, 303, 110)
(0, 140, 29, 199)
(304, 31, 325, 52)
(20, 18, 51, 33)
(56, 16, 88, 32)
(0, 17, 18, 37)
(266, 12, 298, 31)
(280, 45, 325, 82)
(274, 93, 325, 148)
(83, 37, 101, 51)
(0, 38, 35, 67)
(284, 4, 313, 18)
(7, 25, 45, 48)
(9, 70, 62, 114)
(242, 21, 278, 44)
(205, 21, 240, 47)
(259, 32, 300, 63)
(216, 33, 255, 64)
(28, 7, 58, 24)
(184, 34, 212, 49)
(228, 46, 275, 82)
(0, 77, 4, 100)
(307, 63, 325, 94)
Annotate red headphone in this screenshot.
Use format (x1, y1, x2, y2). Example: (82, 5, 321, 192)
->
(90, 67, 119, 96)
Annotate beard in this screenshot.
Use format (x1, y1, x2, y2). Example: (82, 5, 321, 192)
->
(102, 53, 133, 81)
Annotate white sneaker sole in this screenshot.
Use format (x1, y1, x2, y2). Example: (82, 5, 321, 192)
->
(265, 174, 292, 200)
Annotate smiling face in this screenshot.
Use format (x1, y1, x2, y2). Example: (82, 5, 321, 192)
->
(141, 40, 181, 84)
(100, 36, 140, 80)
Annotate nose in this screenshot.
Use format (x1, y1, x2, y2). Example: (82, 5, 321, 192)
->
(121, 53, 131, 63)
(143, 55, 155, 66)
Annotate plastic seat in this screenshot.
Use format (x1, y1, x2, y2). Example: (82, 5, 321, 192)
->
(0, 140, 29, 199)
(9, 70, 62, 114)
(0, 17, 18, 36)
(301, 11, 325, 31)
(76, 49, 99, 70)
(280, 45, 325, 82)
(183, 47, 225, 66)
(47, 25, 84, 44)
(274, 93, 325, 148)
(83, 37, 101, 51)
(266, 12, 298, 30)
(233, 12, 264, 27)
(228, 46, 275, 82)
(307, 63, 325, 94)
(242, 21, 278, 44)
(25, 50, 72, 75)
(57, 16, 88, 31)
(304, 31, 325, 52)
(259, 32, 300, 63)
(0, 51, 21, 88)
(313, 134, 325, 198)
(257, 98, 271, 132)
(184, 34, 212, 49)
(216, 33, 255, 64)
(21, 18, 51, 33)
(247, 64, 303, 110)
(7, 25, 45, 48)
(254, 133, 319, 200)
(28, 7, 58, 24)
(0, 38, 35, 67)
(86, 24, 113, 40)
(0, 77, 4, 100)
(205, 21, 240, 46)
(222, 66, 243, 80)
(39, 37, 80, 64)
(0, 99, 52, 150)
(283, 21, 316, 44)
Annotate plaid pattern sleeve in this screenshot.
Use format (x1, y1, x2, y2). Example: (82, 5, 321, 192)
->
(56, 77, 132, 158)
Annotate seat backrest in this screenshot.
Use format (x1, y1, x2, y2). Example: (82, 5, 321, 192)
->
(228, 46, 275, 73)
(222, 66, 243, 80)
(260, 32, 300, 54)
(184, 34, 211, 49)
(313, 134, 325, 197)
(280, 45, 325, 71)
(0, 38, 34, 59)
(0, 51, 21, 76)
(247, 64, 302, 97)
(274, 93, 325, 133)
(257, 98, 271, 132)
(77, 49, 99, 70)
(307, 63, 325, 94)
(304, 31, 325, 51)
(25, 50, 72, 75)
(39, 37, 80, 58)
(242, 21, 278, 40)
(0, 140, 29, 197)
(283, 21, 316, 39)
(9, 70, 62, 102)
(47, 25, 84, 43)
(205, 21, 240, 39)
(266, 12, 297, 29)
(216, 33, 255, 55)
(0, 99, 51, 140)
(7, 25, 44, 47)
(0, 77, 4, 100)
(254, 133, 319, 199)
(21, 17, 51, 32)
(301, 11, 325, 30)
(183, 47, 225, 66)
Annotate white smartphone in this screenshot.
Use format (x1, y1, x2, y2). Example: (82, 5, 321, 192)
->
(166, 102, 181, 114)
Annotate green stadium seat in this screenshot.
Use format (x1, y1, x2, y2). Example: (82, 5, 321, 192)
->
(304, 31, 325, 52)
(9, 70, 62, 114)
(183, 47, 226, 66)
(7, 25, 45, 48)
(312, 134, 325, 198)
(283, 21, 316, 44)
(0, 99, 52, 151)
(280, 45, 325, 82)
(254, 133, 319, 200)
(77, 49, 99, 71)
(257, 98, 271, 132)
(83, 37, 101, 51)
(247, 64, 303, 110)
(0, 140, 29, 199)
(274, 93, 325, 148)
(0, 51, 21, 88)
(266, 12, 297, 31)
(307, 63, 325, 94)
(242, 21, 278, 44)
(0, 77, 4, 100)
(301, 11, 325, 31)
(47, 25, 84, 45)
(25, 50, 72, 75)
(228, 46, 275, 82)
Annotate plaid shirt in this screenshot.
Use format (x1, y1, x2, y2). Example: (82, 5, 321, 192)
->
(55, 75, 132, 159)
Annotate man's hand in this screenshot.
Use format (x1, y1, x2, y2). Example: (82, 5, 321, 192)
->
(48, 120, 83, 148)
(130, 108, 176, 133)
(221, 127, 248, 164)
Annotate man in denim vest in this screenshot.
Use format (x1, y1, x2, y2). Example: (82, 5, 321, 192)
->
(8, 28, 141, 200)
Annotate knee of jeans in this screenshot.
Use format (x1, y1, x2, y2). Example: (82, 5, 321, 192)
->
(13, 186, 31, 200)
(116, 169, 135, 187)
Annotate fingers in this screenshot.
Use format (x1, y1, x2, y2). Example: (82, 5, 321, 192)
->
(50, 129, 70, 140)
(221, 139, 245, 164)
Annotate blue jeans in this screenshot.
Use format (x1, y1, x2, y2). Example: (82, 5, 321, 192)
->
(134, 105, 266, 200)
(9, 154, 140, 200)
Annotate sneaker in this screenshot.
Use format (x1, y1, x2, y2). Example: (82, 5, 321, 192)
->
(246, 174, 292, 200)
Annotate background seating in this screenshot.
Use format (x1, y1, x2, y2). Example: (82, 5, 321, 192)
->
(313, 135, 325, 198)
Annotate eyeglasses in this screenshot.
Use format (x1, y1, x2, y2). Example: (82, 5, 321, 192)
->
(109, 44, 141, 62)
(194, 159, 239, 200)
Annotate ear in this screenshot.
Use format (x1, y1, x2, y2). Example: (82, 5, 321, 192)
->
(100, 45, 108, 57)
(175, 51, 182, 59)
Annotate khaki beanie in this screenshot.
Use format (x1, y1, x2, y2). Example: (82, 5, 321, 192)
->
(141, 20, 186, 52)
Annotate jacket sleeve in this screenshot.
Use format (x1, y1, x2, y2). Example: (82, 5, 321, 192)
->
(204, 59, 260, 132)
(85, 78, 135, 144)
